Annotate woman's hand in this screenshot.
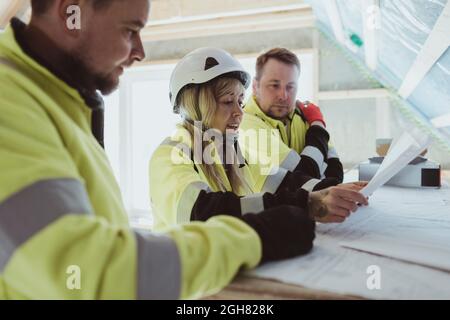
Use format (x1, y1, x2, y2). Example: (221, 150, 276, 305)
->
(307, 182, 369, 223)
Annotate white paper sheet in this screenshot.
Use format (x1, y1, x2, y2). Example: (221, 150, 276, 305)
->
(361, 128, 432, 197)
(340, 234, 450, 272)
(248, 186, 450, 299)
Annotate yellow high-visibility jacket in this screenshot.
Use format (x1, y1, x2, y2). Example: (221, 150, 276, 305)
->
(149, 124, 313, 232)
(240, 96, 343, 194)
(150, 125, 255, 230)
(0, 23, 261, 300)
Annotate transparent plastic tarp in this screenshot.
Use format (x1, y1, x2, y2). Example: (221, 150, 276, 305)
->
(306, 0, 450, 148)
(378, 0, 446, 85)
(409, 48, 450, 136)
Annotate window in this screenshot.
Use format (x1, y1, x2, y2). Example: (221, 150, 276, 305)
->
(104, 52, 315, 227)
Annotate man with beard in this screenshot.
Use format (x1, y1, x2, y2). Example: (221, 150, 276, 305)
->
(0, 0, 318, 299)
(240, 48, 345, 204)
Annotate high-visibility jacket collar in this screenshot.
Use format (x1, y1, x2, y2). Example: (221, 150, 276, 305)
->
(169, 125, 252, 194)
(244, 96, 309, 146)
(0, 21, 86, 108)
(172, 125, 233, 191)
(244, 95, 299, 130)
(0, 20, 105, 147)
(243, 95, 308, 149)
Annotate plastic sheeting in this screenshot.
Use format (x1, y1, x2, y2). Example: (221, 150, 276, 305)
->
(306, 0, 450, 150)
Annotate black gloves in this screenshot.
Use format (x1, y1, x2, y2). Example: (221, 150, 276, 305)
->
(240, 205, 315, 264)
(191, 190, 242, 221)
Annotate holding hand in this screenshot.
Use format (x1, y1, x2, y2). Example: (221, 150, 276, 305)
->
(241, 206, 315, 263)
(307, 182, 369, 223)
(297, 100, 326, 127)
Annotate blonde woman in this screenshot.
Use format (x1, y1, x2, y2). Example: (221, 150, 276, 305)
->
(149, 48, 367, 260)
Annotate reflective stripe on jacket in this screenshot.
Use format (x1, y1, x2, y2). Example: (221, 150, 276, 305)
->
(0, 24, 261, 299)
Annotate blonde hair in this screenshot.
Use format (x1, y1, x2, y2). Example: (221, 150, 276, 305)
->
(177, 76, 252, 194)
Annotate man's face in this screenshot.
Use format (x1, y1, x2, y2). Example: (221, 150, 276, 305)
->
(74, 0, 149, 94)
(252, 58, 299, 121)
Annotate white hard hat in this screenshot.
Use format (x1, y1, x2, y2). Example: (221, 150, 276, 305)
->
(169, 47, 251, 113)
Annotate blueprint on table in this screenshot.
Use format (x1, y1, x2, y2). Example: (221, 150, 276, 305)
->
(248, 186, 450, 299)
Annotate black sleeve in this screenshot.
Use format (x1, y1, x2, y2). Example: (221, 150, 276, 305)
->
(324, 157, 344, 183)
(276, 170, 340, 193)
(190, 188, 311, 221)
(240, 205, 315, 264)
(263, 187, 309, 209)
(191, 190, 242, 221)
(293, 125, 330, 178)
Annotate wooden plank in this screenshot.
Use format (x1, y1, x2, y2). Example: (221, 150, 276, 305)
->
(136, 49, 317, 63)
(431, 112, 450, 129)
(205, 275, 361, 300)
(317, 89, 389, 100)
(398, 1, 450, 98)
(362, 0, 380, 70)
(324, 0, 346, 46)
(141, 5, 314, 42)
(150, 0, 303, 21)
(324, 0, 358, 53)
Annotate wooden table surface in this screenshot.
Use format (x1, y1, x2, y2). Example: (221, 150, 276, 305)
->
(206, 275, 360, 300)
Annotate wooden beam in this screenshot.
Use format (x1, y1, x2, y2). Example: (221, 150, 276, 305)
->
(323, 0, 358, 53)
(431, 112, 450, 129)
(134, 48, 317, 67)
(208, 275, 358, 300)
(324, 0, 346, 45)
(149, 0, 302, 21)
(362, 0, 379, 70)
(141, 4, 314, 42)
(317, 89, 389, 100)
(398, 2, 450, 98)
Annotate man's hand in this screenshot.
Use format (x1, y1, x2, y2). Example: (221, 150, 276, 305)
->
(297, 100, 326, 127)
(307, 182, 369, 223)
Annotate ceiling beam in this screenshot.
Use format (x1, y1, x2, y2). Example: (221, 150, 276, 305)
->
(317, 88, 389, 100)
(398, 1, 450, 98)
(323, 0, 358, 53)
(141, 4, 314, 42)
(149, 0, 302, 21)
(431, 113, 450, 129)
(362, 0, 379, 70)
(324, 0, 346, 46)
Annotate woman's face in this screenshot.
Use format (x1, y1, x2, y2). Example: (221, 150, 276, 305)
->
(211, 87, 245, 134)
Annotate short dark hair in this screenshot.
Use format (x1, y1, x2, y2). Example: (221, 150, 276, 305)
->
(31, 0, 118, 16)
(255, 48, 301, 80)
